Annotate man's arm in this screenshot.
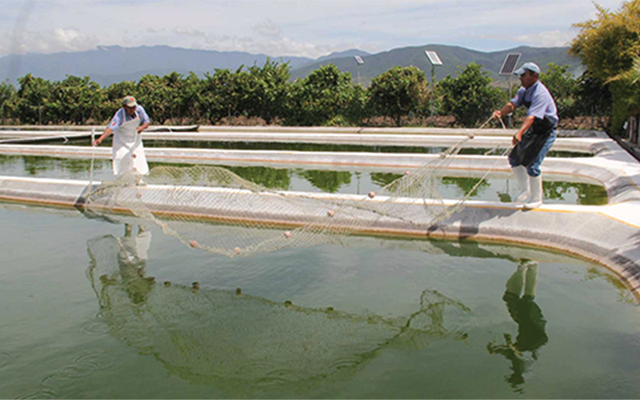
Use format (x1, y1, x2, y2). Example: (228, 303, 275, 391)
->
(136, 106, 150, 134)
(493, 102, 516, 120)
(93, 127, 113, 146)
(136, 122, 150, 134)
(513, 115, 535, 145)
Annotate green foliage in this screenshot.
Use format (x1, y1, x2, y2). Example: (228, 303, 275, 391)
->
(1, 57, 601, 127)
(570, 1, 640, 82)
(574, 72, 611, 118)
(539, 63, 579, 118)
(244, 59, 291, 124)
(343, 84, 368, 126)
(15, 74, 54, 124)
(0, 80, 16, 123)
(367, 66, 428, 126)
(135, 73, 185, 124)
(571, 0, 640, 133)
(49, 76, 105, 124)
(201, 68, 243, 124)
(287, 64, 356, 126)
(438, 63, 503, 127)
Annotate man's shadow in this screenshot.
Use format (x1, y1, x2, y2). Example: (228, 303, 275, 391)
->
(487, 259, 548, 393)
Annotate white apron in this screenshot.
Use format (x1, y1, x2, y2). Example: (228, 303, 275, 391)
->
(112, 111, 149, 176)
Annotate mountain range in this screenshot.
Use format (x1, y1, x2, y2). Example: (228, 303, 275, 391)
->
(0, 44, 580, 87)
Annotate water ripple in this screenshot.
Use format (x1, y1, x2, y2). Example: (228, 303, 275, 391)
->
(41, 352, 117, 385)
(79, 319, 110, 336)
(0, 352, 13, 369)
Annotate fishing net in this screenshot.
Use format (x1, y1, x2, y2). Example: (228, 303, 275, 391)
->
(84, 126, 510, 258)
(86, 233, 471, 391)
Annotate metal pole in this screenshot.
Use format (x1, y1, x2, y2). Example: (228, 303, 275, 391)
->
(430, 64, 436, 120)
(507, 75, 512, 128)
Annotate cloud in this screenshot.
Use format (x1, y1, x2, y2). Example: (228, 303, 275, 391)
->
(515, 30, 576, 48)
(0, 27, 99, 55)
(251, 19, 282, 39)
(173, 26, 206, 38)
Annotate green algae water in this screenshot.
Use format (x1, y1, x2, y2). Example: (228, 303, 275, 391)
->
(0, 204, 638, 399)
(131, 139, 596, 158)
(0, 155, 608, 205)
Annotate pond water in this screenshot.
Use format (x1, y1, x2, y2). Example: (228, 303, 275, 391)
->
(75, 138, 593, 158)
(0, 203, 638, 399)
(0, 155, 608, 205)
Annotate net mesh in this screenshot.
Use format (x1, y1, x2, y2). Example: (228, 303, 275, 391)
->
(85, 233, 471, 389)
(84, 132, 510, 258)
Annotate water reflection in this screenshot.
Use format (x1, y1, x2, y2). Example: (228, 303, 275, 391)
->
(297, 170, 352, 193)
(545, 181, 608, 206)
(441, 176, 491, 198)
(487, 260, 548, 394)
(226, 165, 291, 190)
(86, 231, 471, 395)
(0, 155, 608, 204)
(142, 140, 593, 158)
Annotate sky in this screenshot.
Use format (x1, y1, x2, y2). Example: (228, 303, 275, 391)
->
(0, 0, 627, 59)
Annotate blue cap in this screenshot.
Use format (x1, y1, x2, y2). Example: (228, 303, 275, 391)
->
(514, 62, 540, 75)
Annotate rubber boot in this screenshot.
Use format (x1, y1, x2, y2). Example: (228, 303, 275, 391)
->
(524, 261, 539, 298)
(512, 166, 530, 203)
(523, 175, 543, 209)
(505, 263, 525, 296)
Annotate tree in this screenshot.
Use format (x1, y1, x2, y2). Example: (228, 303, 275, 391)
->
(15, 74, 54, 124)
(49, 75, 104, 124)
(137, 74, 171, 124)
(570, 0, 640, 132)
(244, 59, 291, 124)
(181, 72, 204, 123)
(539, 63, 579, 119)
(438, 63, 503, 127)
(367, 66, 428, 126)
(287, 64, 356, 126)
(200, 67, 249, 124)
(0, 80, 16, 124)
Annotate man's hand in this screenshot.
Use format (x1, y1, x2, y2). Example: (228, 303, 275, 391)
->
(92, 137, 102, 147)
(512, 131, 523, 146)
(493, 110, 502, 120)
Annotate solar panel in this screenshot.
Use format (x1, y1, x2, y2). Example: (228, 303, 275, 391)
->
(354, 55, 364, 65)
(499, 53, 521, 75)
(424, 51, 443, 66)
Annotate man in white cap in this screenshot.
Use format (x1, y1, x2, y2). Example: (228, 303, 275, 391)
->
(93, 95, 151, 177)
(493, 62, 558, 209)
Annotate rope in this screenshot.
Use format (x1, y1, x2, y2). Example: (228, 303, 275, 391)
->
(458, 114, 514, 204)
(478, 114, 506, 130)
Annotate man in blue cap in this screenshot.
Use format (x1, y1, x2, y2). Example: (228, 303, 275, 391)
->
(493, 62, 558, 209)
